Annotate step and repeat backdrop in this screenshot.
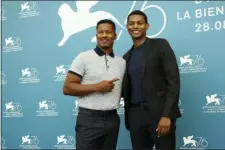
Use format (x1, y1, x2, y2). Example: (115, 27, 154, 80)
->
(1, 1, 225, 149)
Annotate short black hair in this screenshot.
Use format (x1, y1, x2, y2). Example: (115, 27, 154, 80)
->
(96, 19, 116, 32)
(127, 10, 148, 24)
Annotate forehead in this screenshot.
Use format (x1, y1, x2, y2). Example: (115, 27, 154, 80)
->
(128, 15, 145, 22)
(97, 23, 114, 31)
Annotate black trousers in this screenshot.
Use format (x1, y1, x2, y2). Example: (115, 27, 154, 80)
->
(128, 105, 176, 150)
(75, 107, 120, 150)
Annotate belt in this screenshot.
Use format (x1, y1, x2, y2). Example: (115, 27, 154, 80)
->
(79, 107, 117, 116)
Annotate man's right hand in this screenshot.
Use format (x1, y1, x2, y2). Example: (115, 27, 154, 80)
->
(95, 78, 120, 92)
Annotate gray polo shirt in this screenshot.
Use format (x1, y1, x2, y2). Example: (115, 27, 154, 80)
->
(69, 46, 126, 110)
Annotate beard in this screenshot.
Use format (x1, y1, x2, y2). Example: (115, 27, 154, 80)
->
(97, 40, 113, 50)
(99, 45, 112, 51)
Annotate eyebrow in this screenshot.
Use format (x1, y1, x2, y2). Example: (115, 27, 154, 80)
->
(128, 20, 145, 22)
(98, 29, 113, 32)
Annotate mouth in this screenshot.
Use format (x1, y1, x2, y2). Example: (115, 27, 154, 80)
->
(131, 30, 141, 35)
(100, 39, 110, 43)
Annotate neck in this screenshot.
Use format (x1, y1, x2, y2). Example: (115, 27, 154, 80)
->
(98, 46, 112, 54)
(104, 49, 112, 54)
(133, 36, 146, 48)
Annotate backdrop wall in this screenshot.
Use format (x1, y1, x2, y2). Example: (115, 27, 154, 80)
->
(2, 1, 225, 149)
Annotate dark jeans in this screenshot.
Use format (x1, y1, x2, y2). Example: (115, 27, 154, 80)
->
(128, 105, 176, 150)
(75, 107, 120, 150)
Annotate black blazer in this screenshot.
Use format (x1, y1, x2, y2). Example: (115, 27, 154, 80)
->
(122, 38, 181, 130)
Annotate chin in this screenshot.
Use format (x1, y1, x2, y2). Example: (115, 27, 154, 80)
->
(100, 43, 110, 47)
(132, 36, 142, 40)
(129, 33, 140, 39)
(100, 45, 110, 49)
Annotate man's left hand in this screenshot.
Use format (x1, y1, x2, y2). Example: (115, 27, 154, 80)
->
(156, 117, 171, 137)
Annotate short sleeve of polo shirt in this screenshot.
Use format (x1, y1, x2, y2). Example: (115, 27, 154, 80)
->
(69, 53, 85, 78)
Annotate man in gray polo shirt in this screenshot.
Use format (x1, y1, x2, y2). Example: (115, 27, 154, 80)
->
(63, 19, 125, 150)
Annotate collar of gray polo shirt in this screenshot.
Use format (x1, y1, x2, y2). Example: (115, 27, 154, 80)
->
(94, 46, 115, 57)
(94, 46, 114, 70)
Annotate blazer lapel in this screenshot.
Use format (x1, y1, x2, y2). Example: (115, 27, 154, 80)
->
(141, 38, 152, 81)
(124, 46, 134, 71)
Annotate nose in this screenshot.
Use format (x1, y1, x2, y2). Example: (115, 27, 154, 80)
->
(133, 23, 139, 29)
(102, 32, 107, 37)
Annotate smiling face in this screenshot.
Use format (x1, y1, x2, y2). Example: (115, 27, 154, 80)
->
(127, 14, 149, 40)
(96, 23, 117, 50)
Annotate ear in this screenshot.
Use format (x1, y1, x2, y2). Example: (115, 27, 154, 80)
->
(114, 33, 117, 40)
(146, 23, 150, 30)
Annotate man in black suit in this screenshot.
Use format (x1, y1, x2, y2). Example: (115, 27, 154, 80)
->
(122, 10, 181, 150)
